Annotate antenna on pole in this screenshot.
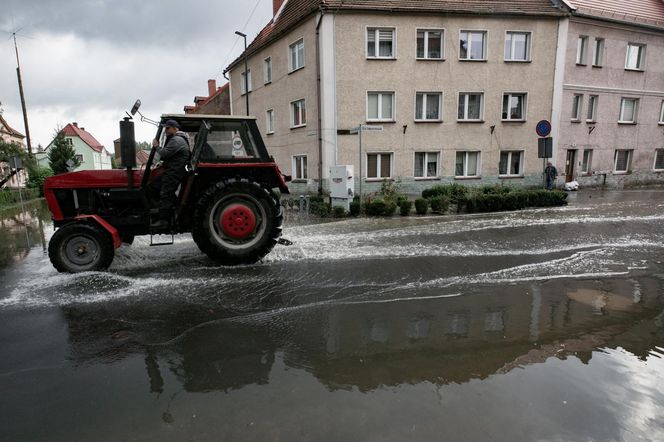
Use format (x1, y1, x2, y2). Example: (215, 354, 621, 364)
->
(10, 29, 33, 156)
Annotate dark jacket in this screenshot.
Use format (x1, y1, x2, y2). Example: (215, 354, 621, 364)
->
(545, 166, 558, 180)
(158, 131, 190, 161)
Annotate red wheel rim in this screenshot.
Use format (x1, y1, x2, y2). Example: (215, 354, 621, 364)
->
(220, 203, 257, 239)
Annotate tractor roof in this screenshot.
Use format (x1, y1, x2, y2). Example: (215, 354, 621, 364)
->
(160, 114, 257, 121)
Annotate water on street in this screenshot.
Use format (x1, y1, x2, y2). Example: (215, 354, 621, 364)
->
(1, 190, 663, 441)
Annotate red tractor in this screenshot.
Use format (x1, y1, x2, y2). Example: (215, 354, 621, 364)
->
(44, 103, 290, 273)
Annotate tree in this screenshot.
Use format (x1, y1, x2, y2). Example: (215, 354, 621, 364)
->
(0, 139, 27, 163)
(48, 128, 80, 174)
(136, 141, 151, 151)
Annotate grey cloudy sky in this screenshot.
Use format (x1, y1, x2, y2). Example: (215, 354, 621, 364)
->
(0, 0, 272, 149)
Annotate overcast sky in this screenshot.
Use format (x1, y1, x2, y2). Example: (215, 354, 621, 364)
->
(0, 0, 272, 150)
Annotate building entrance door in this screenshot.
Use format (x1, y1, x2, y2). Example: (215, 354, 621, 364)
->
(565, 149, 577, 183)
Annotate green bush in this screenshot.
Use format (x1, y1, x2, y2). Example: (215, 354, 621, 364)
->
(0, 188, 40, 207)
(365, 199, 386, 216)
(414, 198, 429, 215)
(26, 165, 53, 197)
(383, 201, 397, 216)
(332, 206, 346, 218)
(349, 201, 360, 217)
(310, 200, 331, 217)
(429, 195, 450, 214)
(422, 183, 469, 205)
(464, 189, 568, 213)
(396, 195, 409, 207)
(527, 190, 568, 207)
(399, 200, 412, 216)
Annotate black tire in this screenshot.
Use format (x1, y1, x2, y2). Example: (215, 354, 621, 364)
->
(48, 223, 115, 273)
(192, 179, 283, 265)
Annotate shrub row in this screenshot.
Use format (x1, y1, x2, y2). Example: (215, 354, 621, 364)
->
(0, 188, 41, 207)
(462, 189, 568, 213)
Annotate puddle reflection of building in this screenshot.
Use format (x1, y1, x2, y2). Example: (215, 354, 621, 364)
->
(0, 200, 49, 267)
(60, 276, 664, 395)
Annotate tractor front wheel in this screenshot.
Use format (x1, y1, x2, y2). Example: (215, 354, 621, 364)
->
(48, 223, 115, 273)
(192, 180, 282, 265)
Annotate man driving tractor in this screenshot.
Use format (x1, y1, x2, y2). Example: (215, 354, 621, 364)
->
(151, 119, 191, 230)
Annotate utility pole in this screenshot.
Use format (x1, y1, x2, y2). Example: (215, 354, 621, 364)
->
(13, 32, 32, 156)
(235, 31, 249, 116)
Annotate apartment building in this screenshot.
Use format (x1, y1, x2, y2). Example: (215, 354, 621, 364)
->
(226, 0, 663, 193)
(556, 0, 664, 187)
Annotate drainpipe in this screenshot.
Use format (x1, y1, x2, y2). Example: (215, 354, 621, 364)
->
(315, 9, 324, 196)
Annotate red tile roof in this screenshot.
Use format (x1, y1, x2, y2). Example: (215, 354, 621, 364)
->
(226, 0, 568, 71)
(0, 115, 25, 139)
(569, 0, 664, 28)
(136, 149, 150, 165)
(185, 83, 230, 113)
(61, 123, 105, 153)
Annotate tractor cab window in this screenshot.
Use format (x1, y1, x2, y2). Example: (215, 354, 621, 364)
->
(198, 121, 260, 161)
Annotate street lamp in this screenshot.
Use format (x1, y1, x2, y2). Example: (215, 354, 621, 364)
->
(235, 31, 249, 116)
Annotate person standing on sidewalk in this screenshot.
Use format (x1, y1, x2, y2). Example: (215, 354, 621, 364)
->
(544, 162, 558, 190)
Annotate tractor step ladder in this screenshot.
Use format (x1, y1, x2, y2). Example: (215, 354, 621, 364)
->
(150, 233, 174, 246)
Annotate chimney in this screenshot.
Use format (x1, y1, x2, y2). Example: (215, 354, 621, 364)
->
(72, 122, 78, 127)
(208, 79, 217, 96)
(80, 127, 85, 131)
(273, 0, 285, 16)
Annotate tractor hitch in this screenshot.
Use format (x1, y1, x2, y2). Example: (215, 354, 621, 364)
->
(277, 238, 293, 246)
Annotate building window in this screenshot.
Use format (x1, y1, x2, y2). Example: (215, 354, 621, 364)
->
(367, 28, 395, 59)
(289, 39, 305, 72)
(266, 109, 274, 134)
(572, 94, 583, 121)
(367, 92, 394, 121)
(65, 138, 74, 147)
(504, 31, 531, 61)
(459, 31, 487, 60)
(502, 93, 527, 121)
(240, 69, 252, 94)
(614, 150, 632, 173)
(414, 152, 439, 178)
(619, 98, 638, 123)
(592, 38, 604, 67)
(415, 92, 442, 121)
(417, 29, 443, 59)
(625, 43, 646, 70)
(582, 149, 593, 174)
(293, 155, 308, 180)
(264, 57, 272, 84)
(654, 150, 664, 171)
(577, 36, 589, 65)
(455, 151, 481, 177)
(587, 95, 598, 122)
(458, 93, 483, 121)
(367, 153, 393, 179)
(290, 99, 306, 128)
(659, 101, 664, 124)
(499, 151, 523, 176)
(75, 154, 83, 163)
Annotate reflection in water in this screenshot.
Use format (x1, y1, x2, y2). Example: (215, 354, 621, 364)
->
(0, 200, 49, 268)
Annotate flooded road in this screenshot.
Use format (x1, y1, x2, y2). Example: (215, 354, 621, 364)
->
(1, 190, 663, 441)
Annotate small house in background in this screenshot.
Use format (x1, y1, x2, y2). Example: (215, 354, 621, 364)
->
(112, 139, 151, 167)
(38, 123, 113, 171)
(0, 114, 27, 188)
(183, 79, 231, 115)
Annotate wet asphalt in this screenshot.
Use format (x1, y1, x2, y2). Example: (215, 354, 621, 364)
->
(0, 190, 663, 441)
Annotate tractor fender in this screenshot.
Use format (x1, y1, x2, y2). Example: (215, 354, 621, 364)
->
(72, 215, 122, 249)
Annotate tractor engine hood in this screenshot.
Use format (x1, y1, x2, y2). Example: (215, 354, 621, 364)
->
(44, 169, 145, 189)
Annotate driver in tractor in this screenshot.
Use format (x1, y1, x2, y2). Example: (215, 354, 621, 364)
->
(151, 119, 191, 230)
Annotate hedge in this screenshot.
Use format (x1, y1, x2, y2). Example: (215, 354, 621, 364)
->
(0, 188, 40, 207)
(414, 198, 429, 215)
(399, 200, 412, 216)
(464, 190, 567, 213)
(429, 195, 450, 214)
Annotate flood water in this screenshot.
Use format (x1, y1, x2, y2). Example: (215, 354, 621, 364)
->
(1, 190, 663, 441)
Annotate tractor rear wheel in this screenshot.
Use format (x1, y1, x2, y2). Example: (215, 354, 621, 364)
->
(48, 223, 115, 273)
(192, 179, 282, 265)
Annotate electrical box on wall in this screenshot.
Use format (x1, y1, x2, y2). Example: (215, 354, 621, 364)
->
(329, 165, 354, 211)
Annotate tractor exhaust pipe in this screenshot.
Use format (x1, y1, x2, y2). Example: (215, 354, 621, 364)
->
(119, 117, 137, 189)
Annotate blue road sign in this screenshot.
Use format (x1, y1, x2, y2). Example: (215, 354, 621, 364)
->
(536, 120, 552, 138)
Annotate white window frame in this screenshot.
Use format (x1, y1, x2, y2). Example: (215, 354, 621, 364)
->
(366, 152, 394, 180)
(264, 57, 272, 84)
(625, 43, 646, 71)
(240, 69, 252, 95)
(571, 94, 583, 121)
(266, 109, 274, 134)
(659, 101, 664, 125)
(586, 95, 598, 122)
(414, 92, 443, 122)
(577, 36, 589, 65)
(592, 38, 604, 67)
(502, 92, 528, 122)
(581, 149, 593, 175)
(459, 30, 488, 61)
(619, 98, 638, 124)
(416, 29, 445, 60)
(498, 150, 524, 177)
(455, 151, 481, 178)
(614, 149, 632, 173)
(457, 92, 484, 122)
(654, 149, 664, 171)
(290, 99, 306, 128)
(65, 138, 74, 147)
(289, 38, 305, 72)
(367, 91, 395, 122)
(292, 154, 308, 180)
(414, 151, 441, 179)
(504, 31, 531, 62)
(366, 27, 396, 59)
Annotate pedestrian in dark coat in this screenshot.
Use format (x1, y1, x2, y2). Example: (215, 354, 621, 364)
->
(545, 162, 558, 190)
